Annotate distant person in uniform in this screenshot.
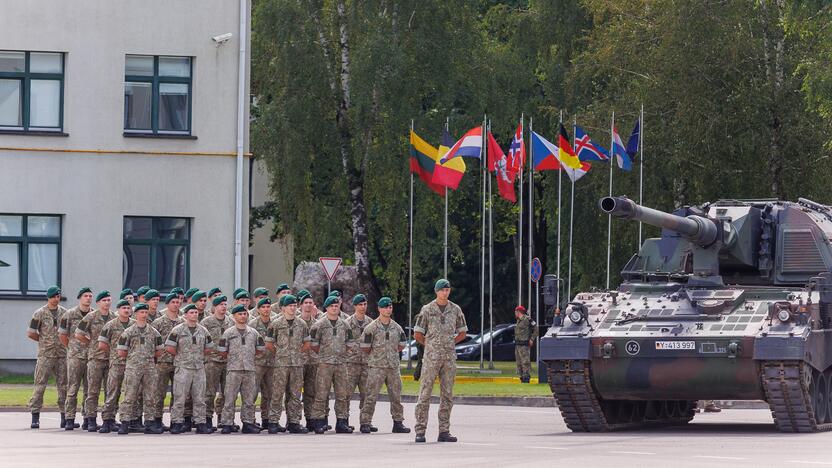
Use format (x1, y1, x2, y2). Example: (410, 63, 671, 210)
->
(26, 285, 68, 429)
(513, 305, 538, 383)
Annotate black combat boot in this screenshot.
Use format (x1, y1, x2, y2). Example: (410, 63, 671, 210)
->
(392, 421, 411, 433)
(154, 417, 169, 432)
(117, 420, 130, 435)
(129, 419, 144, 433)
(314, 419, 327, 434)
(144, 420, 164, 434)
(220, 425, 232, 434)
(242, 422, 261, 434)
(64, 417, 75, 431)
(305, 417, 315, 432)
(370, 424, 378, 432)
(195, 423, 212, 434)
(98, 419, 115, 433)
(81, 417, 89, 430)
(287, 422, 309, 434)
(335, 418, 353, 434)
(359, 424, 372, 434)
(415, 433, 426, 443)
(437, 432, 458, 442)
(59, 413, 66, 428)
(87, 417, 99, 432)
(169, 422, 185, 434)
(231, 423, 240, 432)
(206, 416, 214, 431)
(183, 416, 193, 432)
(260, 418, 269, 430)
(30, 412, 39, 429)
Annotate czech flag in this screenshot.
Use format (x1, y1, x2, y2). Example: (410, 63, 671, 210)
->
(530, 131, 561, 171)
(431, 129, 467, 190)
(439, 126, 482, 164)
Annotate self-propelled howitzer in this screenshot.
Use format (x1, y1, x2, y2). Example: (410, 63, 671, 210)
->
(540, 196, 832, 432)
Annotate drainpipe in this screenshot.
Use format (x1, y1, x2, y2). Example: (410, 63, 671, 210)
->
(234, 0, 248, 288)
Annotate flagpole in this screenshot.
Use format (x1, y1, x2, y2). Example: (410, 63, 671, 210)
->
(407, 119, 414, 370)
(444, 117, 450, 277)
(606, 111, 615, 290)
(638, 103, 644, 247)
(527, 118, 533, 316)
(556, 111, 563, 312)
(568, 116, 577, 303)
(480, 115, 486, 371)
(518, 113, 524, 307)
(487, 119, 494, 370)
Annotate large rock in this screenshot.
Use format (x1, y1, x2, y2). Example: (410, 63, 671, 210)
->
(293, 260, 364, 314)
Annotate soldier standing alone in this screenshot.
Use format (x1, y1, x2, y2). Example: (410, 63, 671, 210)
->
(165, 304, 214, 434)
(413, 279, 467, 443)
(117, 303, 164, 435)
(26, 285, 68, 429)
(513, 305, 538, 383)
(218, 304, 265, 434)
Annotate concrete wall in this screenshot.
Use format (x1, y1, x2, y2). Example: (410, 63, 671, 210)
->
(249, 159, 294, 291)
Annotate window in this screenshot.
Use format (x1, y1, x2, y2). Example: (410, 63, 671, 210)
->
(124, 55, 192, 135)
(123, 217, 189, 292)
(0, 215, 61, 295)
(0, 51, 64, 132)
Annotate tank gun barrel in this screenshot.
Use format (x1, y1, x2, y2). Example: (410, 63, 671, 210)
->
(600, 196, 718, 246)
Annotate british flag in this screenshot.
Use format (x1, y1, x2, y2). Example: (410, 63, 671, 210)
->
(507, 124, 526, 175)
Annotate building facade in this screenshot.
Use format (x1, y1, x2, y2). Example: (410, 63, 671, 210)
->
(0, 0, 291, 374)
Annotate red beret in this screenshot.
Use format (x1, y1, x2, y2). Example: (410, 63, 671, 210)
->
(515, 305, 526, 312)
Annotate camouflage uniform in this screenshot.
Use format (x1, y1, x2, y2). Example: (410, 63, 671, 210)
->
(266, 315, 310, 424)
(76, 309, 115, 419)
(309, 316, 354, 420)
(59, 306, 91, 421)
(201, 314, 234, 421)
(98, 317, 134, 421)
(345, 314, 371, 411)
(27, 304, 68, 413)
(117, 324, 163, 422)
(166, 322, 213, 423)
(150, 313, 183, 419)
(360, 318, 407, 425)
(514, 314, 538, 381)
(413, 300, 467, 435)
(249, 313, 277, 421)
(218, 325, 265, 425)
(300, 311, 324, 420)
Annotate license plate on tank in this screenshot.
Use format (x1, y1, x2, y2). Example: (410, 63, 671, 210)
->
(655, 341, 695, 350)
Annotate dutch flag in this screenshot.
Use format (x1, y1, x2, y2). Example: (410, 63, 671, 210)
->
(439, 126, 483, 164)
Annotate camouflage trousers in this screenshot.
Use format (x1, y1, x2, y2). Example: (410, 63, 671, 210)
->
(119, 364, 157, 422)
(153, 361, 175, 418)
(221, 370, 257, 425)
(360, 367, 404, 425)
(28, 356, 67, 413)
(84, 359, 109, 417)
(302, 363, 318, 420)
(515, 345, 531, 380)
(64, 357, 88, 420)
(312, 363, 349, 419)
(204, 361, 227, 420)
(171, 367, 206, 423)
(414, 358, 456, 434)
(102, 363, 125, 420)
(346, 362, 369, 411)
(254, 364, 273, 420)
(269, 366, 303, 423)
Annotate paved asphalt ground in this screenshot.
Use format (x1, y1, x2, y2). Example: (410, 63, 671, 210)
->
(1, 404, 831, 467)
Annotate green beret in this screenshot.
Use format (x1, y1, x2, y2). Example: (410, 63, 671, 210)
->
(434, 279, 451, 291)
(328, 290, 342, 297)
(234, 290, 250, 300)
(185, 287, 199, 299)
(77, 287, 92, 299)
(191, 291, 207, 302)
(233, 287, 245, 297)
(95, 290, 111, 302)
(297, 289, 310, 300)
(275, 283, 290, 294)
(352, 294, 367, 305)
(378, 297, 393, 308)
(144, 289, 160, 301)
(165, 292, 178, 304)
(253, 287, 269, 297)
(212, 295, 227, 306)
(133, 302, 149, 312)
(136, 286, 150, 296)
(182, 304, 197, 312)
(231, 304, 248, 314)
(208, 287, 222, 297)
(257, 297, 272, 308)
(119, 288, 134, 300)
(324, 296, 339, 308)
(46, 285, 61, 298)
(116, 299, 131, 309)
(170, 287, 184, 295)
(280, 294, 298, 307)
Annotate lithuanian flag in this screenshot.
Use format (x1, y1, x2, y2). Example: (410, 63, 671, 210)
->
(409, 130, 445, 196)
(431, 129, 467, 190)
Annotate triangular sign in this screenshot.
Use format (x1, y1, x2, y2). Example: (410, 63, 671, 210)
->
(319, 257, 342, 280)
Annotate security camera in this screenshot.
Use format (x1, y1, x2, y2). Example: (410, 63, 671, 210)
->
(212, 33, 233, 45)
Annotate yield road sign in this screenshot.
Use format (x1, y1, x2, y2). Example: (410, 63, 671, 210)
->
(530, 257, 542, 283)
(319, 257, 342, 280)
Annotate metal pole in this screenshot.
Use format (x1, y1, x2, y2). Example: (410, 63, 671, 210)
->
(556, 111, 562, 311)
(444, 117, 450, 277)
(638, 103, 644, 247)
(233, 0, 248, 289)
(487, 120, 494, 370)
(606, 111, 615, 290)
(480, 115, 486, 370)
(535, 280, 540, 371)
(568, 116, 577, 302)
(527, 118, 533, 316)
(518, 114, 524, 307)
(407, 120, 414, 369)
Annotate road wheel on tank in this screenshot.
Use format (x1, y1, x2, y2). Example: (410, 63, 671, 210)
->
(656, 401, 671, 419)
(601, 400, 619, 425)
(667, 401, 685, 419)
(812, 369, 828, 424)
(616, 401, 639, 424)
(644, 401, 660, 421)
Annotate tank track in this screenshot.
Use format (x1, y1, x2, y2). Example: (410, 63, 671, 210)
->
(546, 360, 695, 432)
(761, 361, 832, 432)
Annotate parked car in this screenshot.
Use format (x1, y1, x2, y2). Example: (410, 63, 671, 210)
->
(455, 324, 517, 361)
(400, 334, 479, 361)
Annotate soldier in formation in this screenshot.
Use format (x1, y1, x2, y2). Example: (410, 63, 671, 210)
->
(75, 290, 114, 431)
(59, 287, 94, 430)
(309, 296, 354, 434)
(27, 286, 68, 429)
(117, 302, 163, 434)
(218, 304, 265, 434)
(249, 297, 276, 429)
(265, 294, 310, 433)
(96, 299, 133, 433)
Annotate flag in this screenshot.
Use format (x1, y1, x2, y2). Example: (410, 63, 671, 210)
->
(574, 126, 609, 161)
(626, 119, 640, 158)
(409, 130, 445, 196)
(439, 126, 482, 163)
(557, 124, 583, 169)
(564, 161, 592, 183)
(530, 131, 562, 171)
(611, 127, 633, 171)
(431, 129, 467, 190)
(507, 124, 526, 174)
(486, 131, 516, 203)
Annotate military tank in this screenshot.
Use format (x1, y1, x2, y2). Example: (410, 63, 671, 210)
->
(539, 195, 832, 432)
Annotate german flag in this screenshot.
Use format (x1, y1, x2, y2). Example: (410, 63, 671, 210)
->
(409, 130, 445, 196)
(557, 124, 582, 169)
